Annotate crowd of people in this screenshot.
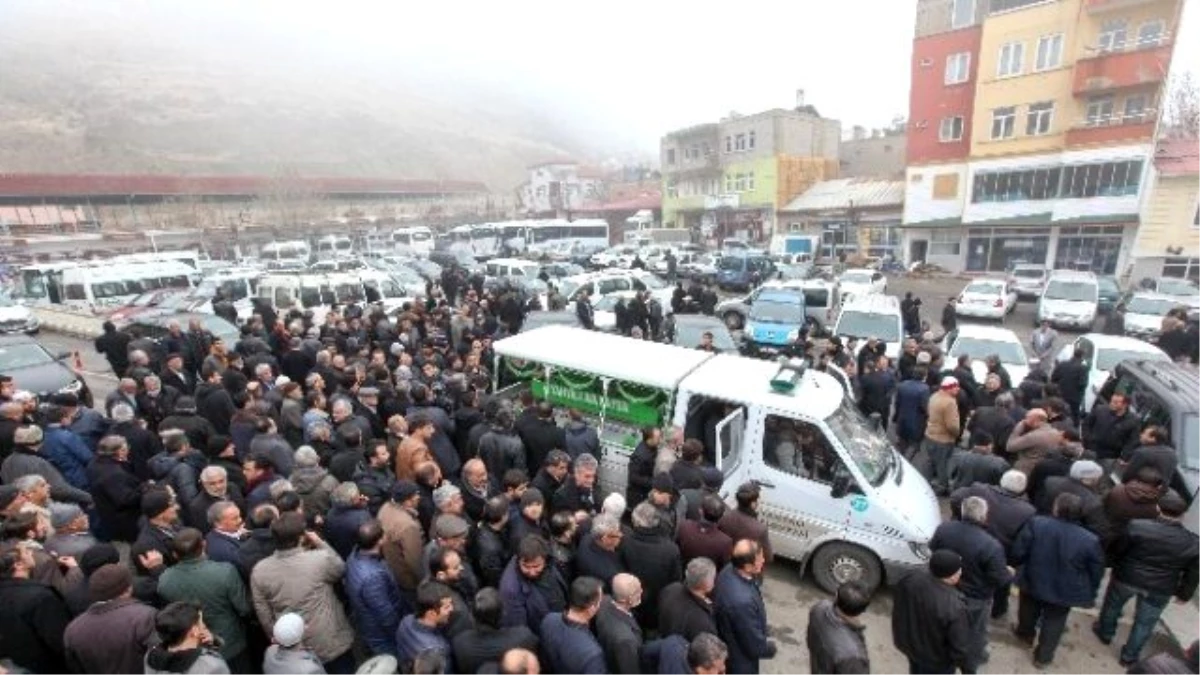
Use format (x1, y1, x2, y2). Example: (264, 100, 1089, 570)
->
(0, 266, 1196, 675)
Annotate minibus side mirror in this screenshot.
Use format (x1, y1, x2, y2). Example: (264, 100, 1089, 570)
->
(830, 472, 856, 499)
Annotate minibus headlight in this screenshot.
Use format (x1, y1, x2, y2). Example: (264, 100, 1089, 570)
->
(909, 541, 931, 561)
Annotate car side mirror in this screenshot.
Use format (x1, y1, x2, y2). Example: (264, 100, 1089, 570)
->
(830, 471, 856, 499)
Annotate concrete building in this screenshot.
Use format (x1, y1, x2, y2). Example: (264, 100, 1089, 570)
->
(516, 160, 605, 216)
(660, 94, 841, 245)
(1129, 136, 1200, 281)
(900, 0, 1185, 275)
(839, 126, 908, 179)
(779, 178, 906, 260)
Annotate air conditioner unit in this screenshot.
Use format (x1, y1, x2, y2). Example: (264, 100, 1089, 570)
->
(920, 58, 933, 67)
(915, 120, 929, 129)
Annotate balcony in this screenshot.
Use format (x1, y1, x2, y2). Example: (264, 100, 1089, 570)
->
(1085, 0, 1175, 13)
(1065, 110, 1157, 147)
(1073, 40, 1172, 94)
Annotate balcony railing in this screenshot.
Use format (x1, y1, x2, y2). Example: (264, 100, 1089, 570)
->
(1073, 39, 1171, 94)
(1085, 0, 1174, 13)
(1066, 110, 1158, 146)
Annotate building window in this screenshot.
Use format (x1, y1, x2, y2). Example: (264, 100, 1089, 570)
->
(997, 41, 1024, 77)
(1026, 101, 1054, 136)
(666, 148, 676, 165)
(945, 52, 971, 85)
(1137, 20, 1165, 47)
(735, 134, 747, 151)
(991, 106, 1017, 140)
(1061, 159, 1143, 198)
(666, 180, 678, 198)
(951, 0, 976, 28)
(725, 136, 732, 153)
(746, 171, 755, 191)
(748, 130, 756, 150)
(703, 142, 712, 156)
(734, 173, 746, 192)
(1035, 34, 1063, 71)
(989, 0, 1051, 13)
(939, 116, 964, 142)
(1124, 94, 1148, 120)
(933, 173, 960, 199)
(725, 174, 733, 192)
(1098, 19, 1127, 52)
(1163, 257, 1200, 282)
(929, 229, 961, 256)
(1086, 95, 1115, 125)
(971, 166, 1062, 202)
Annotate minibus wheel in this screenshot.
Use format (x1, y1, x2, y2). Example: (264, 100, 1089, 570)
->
(810, 542, 882, 595)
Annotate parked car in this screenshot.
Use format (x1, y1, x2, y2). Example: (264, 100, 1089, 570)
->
(0, 335, 92, 406)
(836, 268, 887, 301)
(1007, 264, 1048, 299)
(663, 314, 740, 353)
(120, 313, 240, 369)
(1036, 270, 1099, 330)
(1052, 333, 1171, 411)
(954, 278, 1017, 321)
(0, 293, 39, 335)
(940, 325, 1031, 387)
(1097, 276, 1121, 315)
(1150, 277, 1200, 310)
(1121, 292, 1186, 341)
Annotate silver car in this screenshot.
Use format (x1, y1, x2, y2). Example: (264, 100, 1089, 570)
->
(1008, 264, 1047, 299)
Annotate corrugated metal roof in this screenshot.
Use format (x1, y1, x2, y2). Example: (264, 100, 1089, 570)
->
(781, 178, 904, 212)
(0, 173, 489, 198)
(1155, 137, 1199, 176)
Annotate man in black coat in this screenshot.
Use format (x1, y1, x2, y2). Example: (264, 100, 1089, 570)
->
(930, 497, 1014, 671)
(1095, 491, 1199, 665)
(0, 545, 72, 674)
(1050, 347, 1088, 421)
(595, 574, 646, 674)
(551, 454, 599, 518)
(658, 558, 719, 640)
(451, 587, 539, 675)
(85, 436, 146, 543)
(575, 513, 626, 589)
(194, 369, 236, 435)
(1082, 391, 1140, 461)
(625, 426, 660, 509)
(891, 549, 972, 674)
(94, 321, 132, 377)
(109, 409, 162, 481)
(158, 396, 217, 454)
(519, 402, 566, 472)
(941, 297, 958, 333)
(858, 354, 896, 431)
(575, 289, 596, 330)
(619, 503, 683, 633)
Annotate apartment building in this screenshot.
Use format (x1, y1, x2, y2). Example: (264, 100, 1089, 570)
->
(1129, 137, 1200, 281)
(901, 0, 1184, 275)
(517, 160, 605, 216)
(660, 96, 840, 244)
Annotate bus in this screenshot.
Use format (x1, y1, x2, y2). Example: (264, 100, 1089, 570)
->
(392, 226, 434, 256)
(528, 219, 609, 253)
(447, 224, 500, 259)
(18, 262, 78, 304)
(260, 241, 311, 267)
(314, 235, 354, 260)
(60, 261, 195, 310)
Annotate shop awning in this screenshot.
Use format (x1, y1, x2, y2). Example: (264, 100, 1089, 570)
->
(899, 217, 962, 229)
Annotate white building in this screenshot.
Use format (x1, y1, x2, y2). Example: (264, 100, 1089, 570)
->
(517, 161, 605, 216)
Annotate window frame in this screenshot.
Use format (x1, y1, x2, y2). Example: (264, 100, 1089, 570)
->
(945, 52, 971, 85)
(997, 41, 1025, 78)
(1034, 33, 1063, 71)
(1026, 101, 1055, 136)
(951, 0, 976, 29)
(735, 134, 747, 151)
(1098, 19, 1128, 53)
(991, 105, 1017, 140)
(748, 130, 756, 150)
(1124, 94, 1148, 120)
(1136, 19, 1164, 48)
(1086, 95, 1116, 125)
(939, 116, 965, 142)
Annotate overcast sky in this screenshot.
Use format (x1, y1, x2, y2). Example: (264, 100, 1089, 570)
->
(6, 0, 1196, 159)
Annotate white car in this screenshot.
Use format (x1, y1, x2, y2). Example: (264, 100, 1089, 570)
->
(589, 291, 638, 332)
(589, 245, 640, 268)
(1008, 264, 1048, 299)
(955, 278, 1017, 321)
(1053, 333, 1171, 411)
(940, 325, 1030, 387)
(837, 268, 886, 301)
(1036, 271, 1099, 330)
(1152, 278, 1200, 310)
(1122, 292, 1186, 341)
(558, 270, 673, 308)
(0, 294, 39, 335)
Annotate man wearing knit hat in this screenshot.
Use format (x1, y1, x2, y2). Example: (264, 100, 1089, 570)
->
(132, 488, 181, 576)
(1036, 459, 1110, 541)
(45, 503, 97, 559)
(891, 549, 972, 674)
(63, 563, 158, 674)
(263, 612, 325, 675)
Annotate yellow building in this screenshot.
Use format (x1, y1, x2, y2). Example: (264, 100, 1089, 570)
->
(1130, 137, 1200, 281)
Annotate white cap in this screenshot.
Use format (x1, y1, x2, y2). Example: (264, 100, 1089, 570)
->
(940, 376, 959, 389)
(273, 612, 305, 648)
(274, 375, 292, 387)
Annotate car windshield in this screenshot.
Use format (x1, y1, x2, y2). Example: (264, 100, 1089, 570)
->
(0, 343, 54, 370)
(0, 294, 16, 307)
(1013, 268, 1044, 279)
(825, 398, 890, 485)
(836, 311, 901, 342)
(966, 281, 1004, 295)
(718, 256, 746, 271)
(841, 272, 872, 284)
(558, 280, 581, 299)
(1157, 278, 1199, 297)
(521, 313, 578, 331)
(949, 337, 1027, 365)
(1126, 296, 1181, 316)
(1182, 414, 1198, 470)
(593, 295, 622, 311)
(673, 321, 737, 351)
(636, 274, 666, 290)
(1045, 280, 1096, 302)
(1097, 278, 1120, 294)
(1095, 347, 1169, 372)
(749, 295, 805, 323)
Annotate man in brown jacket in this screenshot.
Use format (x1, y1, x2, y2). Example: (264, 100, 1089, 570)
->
(717, 481, 773, 563)
(1009, 409, 1064, 475)
(924, 377, 962, 496)
(395, 419, 435, 481)
(378, 479, 425, 601)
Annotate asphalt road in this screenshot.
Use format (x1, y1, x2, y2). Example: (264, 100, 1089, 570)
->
(29, 278, 1174, 674)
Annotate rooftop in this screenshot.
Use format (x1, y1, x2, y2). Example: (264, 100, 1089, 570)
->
(0, 173, 488, 199)
(781, 178, 905, 212)
(1155, 137, 1199, 176)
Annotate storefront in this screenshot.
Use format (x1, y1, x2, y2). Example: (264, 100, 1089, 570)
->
(964, 226, 1051, 273)
(1054, 225, 1125, 274)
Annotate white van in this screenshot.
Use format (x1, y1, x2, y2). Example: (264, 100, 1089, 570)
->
(194, 268, 264, 320)
(260, 241, 311, 267)
(1036, 270, 1099, 330)
(833, 294, 905, 359)
(393, 226, 435, 256)
(314, 235, 354, 260)
(60, 261, 195, 310)
(485, 258, 542, 279)
(493, 325, 938, 593)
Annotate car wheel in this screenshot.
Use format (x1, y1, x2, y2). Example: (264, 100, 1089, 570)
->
(723, 312, 744, 331)
(810, 541, 883, 595)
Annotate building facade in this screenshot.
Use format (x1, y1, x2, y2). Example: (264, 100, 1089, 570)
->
(1129, 137, 1200, 281)
(839, 126, 909, 179)
(901, 0, 1185, 276)
(779, 178, 906, 261)
(516, 161, 605, 216)
(660, 98, 840, 245)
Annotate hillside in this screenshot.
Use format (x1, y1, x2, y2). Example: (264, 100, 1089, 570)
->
(0, 3, 611, 191)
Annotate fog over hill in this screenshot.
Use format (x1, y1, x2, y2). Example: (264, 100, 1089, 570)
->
(0, 1, 633, 191)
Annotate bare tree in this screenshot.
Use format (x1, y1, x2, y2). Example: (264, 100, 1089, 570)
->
(1164, 71, 1199, 137)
